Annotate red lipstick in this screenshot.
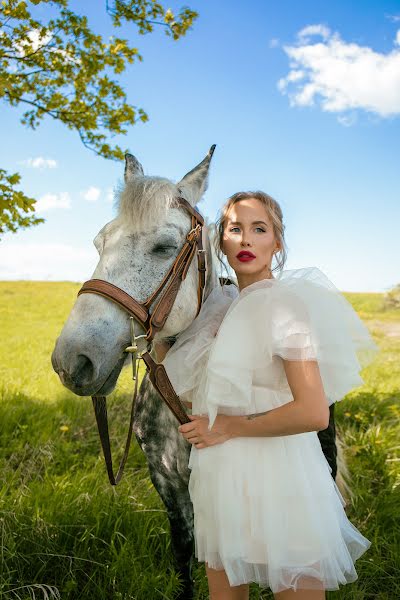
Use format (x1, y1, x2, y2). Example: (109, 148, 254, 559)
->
(236, 251, 256, 262)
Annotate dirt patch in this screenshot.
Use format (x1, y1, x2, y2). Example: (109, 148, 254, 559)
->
(369, 320, 400, 337)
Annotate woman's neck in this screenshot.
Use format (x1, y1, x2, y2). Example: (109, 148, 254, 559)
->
(237, 268, 274, 292)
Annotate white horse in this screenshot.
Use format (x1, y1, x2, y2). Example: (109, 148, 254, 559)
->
(51, 148, 340, 599)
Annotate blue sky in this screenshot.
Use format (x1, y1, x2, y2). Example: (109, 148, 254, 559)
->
(1, 0, 399, 291)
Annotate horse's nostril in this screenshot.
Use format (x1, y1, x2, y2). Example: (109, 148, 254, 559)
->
(72, 353, 95, 387)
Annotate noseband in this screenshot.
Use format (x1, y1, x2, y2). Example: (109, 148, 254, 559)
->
(76, 197, 208, 484)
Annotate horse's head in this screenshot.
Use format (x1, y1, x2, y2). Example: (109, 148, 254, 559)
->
(51, 146, 217, 397)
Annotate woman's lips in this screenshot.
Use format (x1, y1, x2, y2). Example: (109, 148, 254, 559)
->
(236, 251, 256, 262)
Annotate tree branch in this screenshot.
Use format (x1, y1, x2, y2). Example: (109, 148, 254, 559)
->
(5, 92, 91, 120)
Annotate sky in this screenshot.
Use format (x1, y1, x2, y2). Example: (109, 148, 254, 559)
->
(1, 0, 399, 292)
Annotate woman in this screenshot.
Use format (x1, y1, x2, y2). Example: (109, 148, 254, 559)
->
(162, 191, 378, 599)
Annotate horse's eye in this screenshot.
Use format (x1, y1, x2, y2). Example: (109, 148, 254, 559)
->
(152, 245, 178, 254)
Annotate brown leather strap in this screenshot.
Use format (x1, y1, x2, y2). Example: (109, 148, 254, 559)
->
(78, 279, 148, 324)
(142, 198, 203, 308)
(195, 225, 207, 316)
(176, 197, 204, 225)
(148, 272, 183, 339)
(147, 222, 202, 338)
(141, 352, 190, 424)
(92, 362, 140, 486)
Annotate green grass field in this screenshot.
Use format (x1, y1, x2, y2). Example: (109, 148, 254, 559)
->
(0, 282, 399, 599)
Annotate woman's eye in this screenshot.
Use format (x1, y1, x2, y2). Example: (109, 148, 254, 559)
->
(228, 227, 266, 233)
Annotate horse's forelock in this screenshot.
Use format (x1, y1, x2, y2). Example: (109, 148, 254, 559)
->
(116, 176, 180, 230)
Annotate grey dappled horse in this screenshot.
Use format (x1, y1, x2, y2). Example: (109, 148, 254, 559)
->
(51, 148, 338, 599)
(52, 147, 219, 598)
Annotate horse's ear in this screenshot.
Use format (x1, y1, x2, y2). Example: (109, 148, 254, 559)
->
(177, 145, 216, 206)
(124, 153, 144, 182)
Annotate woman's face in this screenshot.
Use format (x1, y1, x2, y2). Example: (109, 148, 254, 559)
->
(221, 198, 279, 284)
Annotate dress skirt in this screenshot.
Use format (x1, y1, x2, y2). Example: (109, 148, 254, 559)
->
(188, 429, 371, 593)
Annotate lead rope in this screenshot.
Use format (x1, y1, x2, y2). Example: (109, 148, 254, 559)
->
(92, 317, 145, 486)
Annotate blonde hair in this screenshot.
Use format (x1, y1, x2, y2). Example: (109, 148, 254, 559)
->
(213, 190, 287, 277)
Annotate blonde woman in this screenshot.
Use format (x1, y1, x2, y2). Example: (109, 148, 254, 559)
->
(162, 191, 378, 600)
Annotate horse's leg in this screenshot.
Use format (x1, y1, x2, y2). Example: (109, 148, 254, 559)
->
(134, 373, 194, 599)
(147, 465, 195, 599)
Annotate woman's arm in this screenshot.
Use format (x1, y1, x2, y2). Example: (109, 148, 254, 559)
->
(178, 359, 330, 447)
(231, 359, 330, 437)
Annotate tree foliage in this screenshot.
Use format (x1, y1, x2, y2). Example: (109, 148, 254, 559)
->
(0, 168, 44, 234)
(0, 0, 197, 236)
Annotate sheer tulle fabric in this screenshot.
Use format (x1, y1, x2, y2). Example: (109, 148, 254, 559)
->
(163, 282, 238, 406)
(189, 434, 371, 592)
(164, 266, 378, 428)
(162, 267, 378, 593)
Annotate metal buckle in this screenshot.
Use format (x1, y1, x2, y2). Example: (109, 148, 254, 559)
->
(124, 317, 147, 380)
(186, 223, 202, 241)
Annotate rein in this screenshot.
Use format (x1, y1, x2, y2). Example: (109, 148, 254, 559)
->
(77, 197, 207, 485)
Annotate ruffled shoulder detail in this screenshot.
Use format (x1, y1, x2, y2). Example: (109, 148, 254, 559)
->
(163, 267, 379, 429)
(271, 267, 378, 369)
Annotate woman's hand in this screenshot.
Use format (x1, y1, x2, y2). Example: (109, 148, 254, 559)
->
(178, 414, 233, 449)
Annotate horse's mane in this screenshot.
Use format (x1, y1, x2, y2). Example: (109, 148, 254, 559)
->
(115, 176, 179, 230)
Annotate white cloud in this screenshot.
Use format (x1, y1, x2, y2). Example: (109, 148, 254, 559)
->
(297, 24, 331, 42)
(81, 186, 101, 202)
(21, 157, 58, 169)
(0, 242, 97, 281)
(278, 25, 400, 119)
(337, 113, 357, 127)
(35, 192, 71, 213)
(269, 38, 280, 49)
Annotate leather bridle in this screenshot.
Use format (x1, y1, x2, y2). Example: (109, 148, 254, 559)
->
(78, 197, 207, 341)
(76, 197, 208, 484)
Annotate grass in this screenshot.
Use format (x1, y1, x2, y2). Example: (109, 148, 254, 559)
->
(0, 282, 399, 599)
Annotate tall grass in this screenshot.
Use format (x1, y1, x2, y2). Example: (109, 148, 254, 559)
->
(0, 283, 399, 599)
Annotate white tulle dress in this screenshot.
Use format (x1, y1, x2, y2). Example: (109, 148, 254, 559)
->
(162, 267, 379, 593)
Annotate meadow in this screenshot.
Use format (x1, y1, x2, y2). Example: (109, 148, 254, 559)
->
(0, 281, 399, 599)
